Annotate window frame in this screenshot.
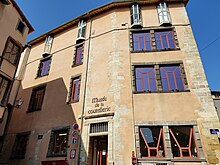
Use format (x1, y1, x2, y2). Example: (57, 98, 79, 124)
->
(131, 28, 179, 52)
(16, 19, 26, 35)
(134, 66, 157, 92)
(10, 131, 30, 159)
(0, 75, 12, 106)
(76, 20, 86, 42)
(72, 43, 84, 67)
(27, 85, 46, 112)
(139, 126, 165, 158)
(135, 122, 204, 163)
(47, 126, 70, 157)
(67, 75, 81, 103)
(130, 4, 142, 27)
(43, 35, 54, 55)
(132, 32, 153, 51)
(160, 65, 185, 91)
(1, 36, 22, 65)
(157, 2, 171, 25)
(169, 126, 198, 158)
(36, 56, 52, 78)
(132, 62, 188, 94)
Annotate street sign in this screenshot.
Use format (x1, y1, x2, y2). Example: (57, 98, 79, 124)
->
(70, 149, 76, 159)
(73, 123, 79, 130)
(210, 129, 219, 134)
(72, 130, 79, 137)
(72, 138, 77, 144)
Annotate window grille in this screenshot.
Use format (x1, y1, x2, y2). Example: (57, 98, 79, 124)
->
(90, 122, 108, 133)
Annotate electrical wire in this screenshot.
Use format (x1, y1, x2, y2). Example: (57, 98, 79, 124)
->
(199, 35, 220, 53)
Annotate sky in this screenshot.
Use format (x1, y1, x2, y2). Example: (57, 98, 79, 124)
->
(15, 0, 220, 91)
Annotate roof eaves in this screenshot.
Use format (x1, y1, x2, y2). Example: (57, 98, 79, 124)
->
(10, 0, 34, 33)
(0, 0, 10, 5)
(28, 0, 189, 45)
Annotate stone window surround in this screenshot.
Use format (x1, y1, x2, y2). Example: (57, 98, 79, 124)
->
(67, 74, 81, 104)
(132, 61, 189, 93)
(130, 27, 180, 53)
(80, 116, 114, 164)
(135, 121, 206, 164)
(46, 126, 70, 157)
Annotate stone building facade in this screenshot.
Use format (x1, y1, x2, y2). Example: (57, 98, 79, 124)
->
(2, 0, 220, 165)
(211, 91, 220, 120)
(0, 0, 33, 156)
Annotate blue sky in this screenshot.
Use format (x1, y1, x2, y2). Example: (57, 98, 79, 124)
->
(16, 0, 220, 90)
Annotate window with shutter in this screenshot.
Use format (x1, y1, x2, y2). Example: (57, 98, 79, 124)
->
(72, 43, 84, 66)
(28, 85, 46, 112)
(131, 4, 142, 27)
(77, 20, 86, 42)
(68, 76, 81, 103)
(37, 57, 52, 77)
(157, 2, 171, 25)
(43, 36, 53, 55)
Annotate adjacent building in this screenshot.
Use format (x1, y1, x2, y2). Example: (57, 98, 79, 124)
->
(2, 0, 220, 165)
(0, 0, 33, 156)
(211, 91, 220, 120)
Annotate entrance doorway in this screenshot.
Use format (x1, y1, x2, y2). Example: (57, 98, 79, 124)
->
(89, 136, 108, 165)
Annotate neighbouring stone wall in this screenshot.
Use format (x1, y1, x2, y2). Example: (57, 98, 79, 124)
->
(182, 25, 220, 164)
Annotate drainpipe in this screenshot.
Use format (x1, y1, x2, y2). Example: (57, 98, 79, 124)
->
(77, 14, 93, 165)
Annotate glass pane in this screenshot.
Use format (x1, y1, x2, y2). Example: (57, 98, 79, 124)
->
(75, 46, 83, 64)
(169, 126, 197, 158)
(161, 66, 184, 91)
(134, 4, 138, 13)
(176, 78, 184, 90)
(140, 127, 165, 157)
(133, 14, 139, 24)
(72, 78, 80, 101)
(133, 33, 152, 51)
(135, 67, 156, 92)
(53, 130, 68, 155)
(39, 58, 51, 77)
(82, 27, 86, 38)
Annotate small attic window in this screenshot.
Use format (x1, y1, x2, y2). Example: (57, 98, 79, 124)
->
(16, 20, 26, 34)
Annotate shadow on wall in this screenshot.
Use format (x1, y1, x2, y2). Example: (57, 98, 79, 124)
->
(1, 77, 87, 165)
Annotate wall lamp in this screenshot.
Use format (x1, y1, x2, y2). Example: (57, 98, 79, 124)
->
(15, 98, 24, 108)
